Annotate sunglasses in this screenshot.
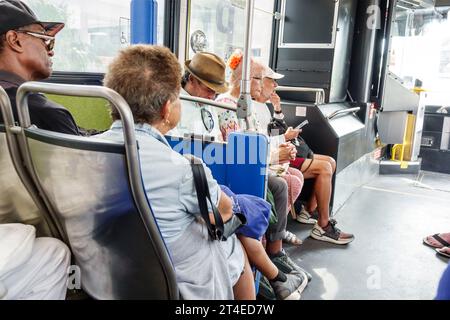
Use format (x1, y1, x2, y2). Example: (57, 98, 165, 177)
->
(200, 107, 215, 133)
(16, 30, 55, 51)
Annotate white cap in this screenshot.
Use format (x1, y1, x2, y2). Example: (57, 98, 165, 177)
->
(263, 66, 284, 80)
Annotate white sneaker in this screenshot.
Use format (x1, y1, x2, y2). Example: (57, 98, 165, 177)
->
(310, 220, 355, 245)
(295, 208, 318, 225)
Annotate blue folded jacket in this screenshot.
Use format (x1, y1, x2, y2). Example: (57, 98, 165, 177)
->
(220, 185, 271, 240)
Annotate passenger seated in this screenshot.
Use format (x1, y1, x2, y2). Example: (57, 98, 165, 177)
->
(215, 50, 312, 280)
(220, 186, 307, 300)
(253, 60, 354, 245)
(436, 262, 450, 300)
(215, 52, 304, 224)
(168, 52, 224, 141)
(437, 247, 450, 258)
(248, 59, 306, 244)
(0, 0, 78, 134)
(0, 223, 70, 300)
(424, 232, 450, 258)
(168, 51, 308, 299)
(98, 44, 256, 300)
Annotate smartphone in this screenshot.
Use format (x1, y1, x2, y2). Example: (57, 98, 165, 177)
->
(295, 120, 309, 130)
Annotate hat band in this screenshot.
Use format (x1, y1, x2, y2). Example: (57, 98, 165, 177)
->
(190, 69, 225, 86)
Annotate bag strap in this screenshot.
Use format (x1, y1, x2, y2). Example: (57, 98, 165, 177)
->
(190, 159, 224, 240)
(286, 170, 297, 219)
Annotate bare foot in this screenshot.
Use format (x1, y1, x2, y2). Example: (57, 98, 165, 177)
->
(436, 246, 450, 258)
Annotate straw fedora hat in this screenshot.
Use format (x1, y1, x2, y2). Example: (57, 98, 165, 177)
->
(184, 52, 229, 94)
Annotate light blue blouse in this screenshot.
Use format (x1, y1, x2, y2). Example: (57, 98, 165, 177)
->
(97, 121, 221, 244)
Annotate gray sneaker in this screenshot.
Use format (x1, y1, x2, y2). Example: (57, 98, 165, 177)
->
(271, 251, 313, 282)
(281, 250, 313, 281)
(270, 272, 308, 300)
(257, 275, 276, 300)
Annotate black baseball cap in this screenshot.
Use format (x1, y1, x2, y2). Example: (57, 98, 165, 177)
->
(0, 0, 65, 36)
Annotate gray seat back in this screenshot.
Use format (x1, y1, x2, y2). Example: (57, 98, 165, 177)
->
(0, 87, 58, 237)
(15, 83, 178, 299)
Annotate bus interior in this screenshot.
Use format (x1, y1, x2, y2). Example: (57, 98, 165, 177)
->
(1, 0, 450, 300)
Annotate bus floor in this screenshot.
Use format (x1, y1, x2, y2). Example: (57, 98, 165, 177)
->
(284, 170, 450, 300)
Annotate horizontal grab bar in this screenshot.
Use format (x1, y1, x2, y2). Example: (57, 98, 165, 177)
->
(180, 94, 258, 132)
(180, 94, 237, 112)
(275, 86, 325, 105)
(275, 86, 325, 93)
(327, 107, 361, 120)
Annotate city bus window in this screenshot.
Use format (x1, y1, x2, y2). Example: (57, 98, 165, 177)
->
(388, 6, 450, 105)
(22, 0, 131, 73)
(187, 0, 275, 65)
(22, 0, 165, 73)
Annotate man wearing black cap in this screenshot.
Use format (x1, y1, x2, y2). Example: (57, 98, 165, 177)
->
(0, 0, 79, 134)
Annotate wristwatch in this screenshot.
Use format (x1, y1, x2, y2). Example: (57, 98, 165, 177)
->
(274, 110, 283, 114)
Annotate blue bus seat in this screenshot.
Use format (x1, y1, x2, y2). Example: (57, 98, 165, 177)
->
(166, 135, 228, 184)
(166, 132, 269, 198)
(166, 132, 269, 296)
(226, 132, 269, 198)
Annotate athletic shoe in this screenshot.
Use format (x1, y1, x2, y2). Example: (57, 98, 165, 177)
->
(271, 250, 313, 282)
(295, 207, 319, 225)
(257, 275, 276, 300)
(269, 271, 308, 300)
(281, 249, 312, 281)
(310, 219, 354, 245)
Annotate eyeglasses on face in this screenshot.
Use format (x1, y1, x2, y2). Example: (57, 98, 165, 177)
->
(264, 77, 277, 85)
(15, 30, 55, 51)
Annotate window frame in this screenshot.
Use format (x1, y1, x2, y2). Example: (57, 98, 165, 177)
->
(32, 0, 173, 84)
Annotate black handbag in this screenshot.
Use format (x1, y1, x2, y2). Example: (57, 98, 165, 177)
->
(187, 155, 246, 241)
(267, 118, 314, 159)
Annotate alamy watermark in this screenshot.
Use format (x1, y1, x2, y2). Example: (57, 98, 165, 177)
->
(67, 265, 81, 290)
(167, 133, 275, 171)
(367, 4, 382, 30)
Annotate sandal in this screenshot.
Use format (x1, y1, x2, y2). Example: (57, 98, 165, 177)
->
(283, 231, 303, 246)
(436, 246, 450, 258)
(423, 233, 450, 249)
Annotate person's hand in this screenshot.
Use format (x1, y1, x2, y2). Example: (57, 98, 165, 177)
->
(270, 93, 281, 112)
(277, 143, 295, 163)
(220, 121, 239, 141)
(284, 127, 301, 141)
(288, 143, 297, 159)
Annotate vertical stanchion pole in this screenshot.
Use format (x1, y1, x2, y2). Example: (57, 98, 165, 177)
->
(237, 0, 255, 131)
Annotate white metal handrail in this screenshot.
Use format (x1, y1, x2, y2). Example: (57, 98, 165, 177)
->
(180, 94, 236, 112)
(276, 86, 326, 105)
